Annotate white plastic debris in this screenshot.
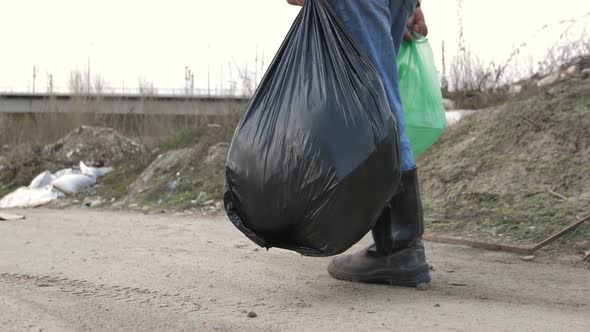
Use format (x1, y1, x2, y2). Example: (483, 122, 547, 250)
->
(537, 72, 560, 87)
(0, 212, 25, 220)
(79, 161, 112, 179)
(1, 161, 114, 208)
(54, 168, 77, 178)
(0, 186, 64, 209)
(442, 98, 456, 110)
(52, 174, 96, 195)
(446, 110, 476, 126)
(29, 171, 57, 189)
(508, 84, 523, 96)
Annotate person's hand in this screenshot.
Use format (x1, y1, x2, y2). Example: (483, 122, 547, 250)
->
(404, 7, 428, 41)
(287, 0, 305, 6)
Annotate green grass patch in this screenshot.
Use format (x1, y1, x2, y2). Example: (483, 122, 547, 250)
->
(0, 184, 13, 199)
(159, 128, 200, 151)
(99, 155, 154, 201)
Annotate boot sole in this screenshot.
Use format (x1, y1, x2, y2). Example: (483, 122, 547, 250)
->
(328, 266, 431, 288)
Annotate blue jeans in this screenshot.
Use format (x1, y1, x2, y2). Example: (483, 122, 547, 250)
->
(328, 0, 417, 171)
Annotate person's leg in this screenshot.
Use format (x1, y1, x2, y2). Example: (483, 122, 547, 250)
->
(326, 0, 415, 171)
(327, 0, 430, 287)
(372, 0, 427, 259)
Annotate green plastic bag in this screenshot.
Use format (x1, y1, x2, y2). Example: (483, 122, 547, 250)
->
(398, 34, 446, 158)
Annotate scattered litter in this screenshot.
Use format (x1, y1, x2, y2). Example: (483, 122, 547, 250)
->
(55, 168, 76, 178)
(29, 171, 56, 189)
(247, 311, 257, 318)
(168, 179, 179, 190)
(521, 255, 536, 262)
(450, 283, 468, 287)
(446, 110, 476, 126)
(144, 210, 166, 215)
(442, 98, 455, 110)
(1, 161, 113, 208)
(434, 304, 441, 308)
(583, 251, 590, 262)
(0, 213, 26, 221)
(560, 65, 578, 80)
(0, 186, 64, 209)
(80, 161, 112, 178)
(508, 84, 523, 96)
(537, 72, 560, 87)
(128, 148, 193, 196)
(52, 174, 96, 195)
(83, 197, 104, 208)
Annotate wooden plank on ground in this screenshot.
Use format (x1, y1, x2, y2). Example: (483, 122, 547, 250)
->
(530, 215, 590, 252)
(424, 213, 590, 256)
(0, 212, 26, 221)
(423, 234, 534, 255)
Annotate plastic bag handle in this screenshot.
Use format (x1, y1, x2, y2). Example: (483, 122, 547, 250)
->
(410, 31, 428, 43)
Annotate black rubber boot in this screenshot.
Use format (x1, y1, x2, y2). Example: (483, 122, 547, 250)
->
(327, 169, 431, 287)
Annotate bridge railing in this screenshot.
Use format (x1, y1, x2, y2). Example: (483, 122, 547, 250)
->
(0, 86, 253, 99)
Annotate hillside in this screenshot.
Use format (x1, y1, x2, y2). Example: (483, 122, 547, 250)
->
(419, 78, 590, 252)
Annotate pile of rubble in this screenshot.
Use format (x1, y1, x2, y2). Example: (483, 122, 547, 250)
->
(1, 126, 146, 209)
(121, 142, 229, 214)
(44, 126, 145, 166)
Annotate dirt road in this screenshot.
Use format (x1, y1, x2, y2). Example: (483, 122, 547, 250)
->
(0, 209, 588, 331)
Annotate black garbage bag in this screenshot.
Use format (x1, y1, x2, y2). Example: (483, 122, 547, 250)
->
(224, 0, 401, 257)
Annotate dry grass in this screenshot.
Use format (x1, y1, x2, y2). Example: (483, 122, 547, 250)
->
(0, 98, 244, 149)
(1, 67, 247, 148)
(444, 10, 590, 109)
(419, 78, 590, 248)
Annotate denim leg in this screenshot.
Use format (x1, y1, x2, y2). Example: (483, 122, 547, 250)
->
(328, 0, 416, 171)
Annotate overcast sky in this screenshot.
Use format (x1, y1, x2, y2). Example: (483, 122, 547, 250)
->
(1, 0, 588, 93)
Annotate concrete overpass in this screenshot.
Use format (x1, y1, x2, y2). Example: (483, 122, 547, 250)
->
(0, 92, 250, 115)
